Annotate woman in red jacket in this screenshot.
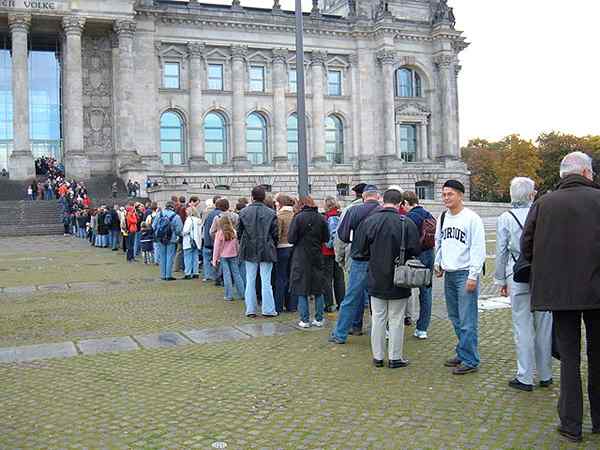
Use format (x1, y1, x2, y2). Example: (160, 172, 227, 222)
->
(321, 197, 346, 312)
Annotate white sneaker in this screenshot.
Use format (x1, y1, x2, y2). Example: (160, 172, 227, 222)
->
(311, 320, 324, 327)
(414, 330, 428, 340)
(298, 321, 311, 329)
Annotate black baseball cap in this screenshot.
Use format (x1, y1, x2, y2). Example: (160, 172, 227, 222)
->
(352, 183, 367, 195)
(443, 179, 465, 194)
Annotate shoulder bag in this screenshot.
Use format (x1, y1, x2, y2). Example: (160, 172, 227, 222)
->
(393, 218, 433, 288)
(507, 211, 531, 283)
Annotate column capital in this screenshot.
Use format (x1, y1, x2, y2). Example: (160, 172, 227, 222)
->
(62, 16, 86, 36)
(348, 53, 359, 66)
(230, 44, 248, 61)
(110, 32, 120, 49)
(113, 20, 136, 39)
(434, 53, 454, 68)
(272, 48, 288, 64)
(310, 50, 328, 67)
(187, 42, 206, 59)
(8, 14, 31, 33)
(376, 49, 397, 66)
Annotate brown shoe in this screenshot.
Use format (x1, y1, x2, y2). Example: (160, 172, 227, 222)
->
(444, 357, 461, 367)
(453, 364, 479, 375)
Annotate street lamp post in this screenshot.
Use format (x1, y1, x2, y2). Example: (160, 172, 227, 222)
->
(294, 0, 310, 197)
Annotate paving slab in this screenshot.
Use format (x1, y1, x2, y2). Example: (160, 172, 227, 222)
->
(182, 327, 251, 344)
(77, 336, 139, 356)
(134, 332, 191, 349)
(14, 342, 78, 363)
(68, 281, 108, 291)
(1, 285, 37, 296)
(37, 283, 69, 292)
(235, 322, 295, 338)
(0, 347, 16, 363)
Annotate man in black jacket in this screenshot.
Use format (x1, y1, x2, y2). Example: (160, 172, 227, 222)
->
(522, 151, 600, 443)
(354, 189, 421, 368)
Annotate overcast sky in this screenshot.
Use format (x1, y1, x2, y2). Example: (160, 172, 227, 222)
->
(196, 0, 599, 145)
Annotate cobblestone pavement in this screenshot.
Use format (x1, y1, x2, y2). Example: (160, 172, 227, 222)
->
(0, 236, 598, 449)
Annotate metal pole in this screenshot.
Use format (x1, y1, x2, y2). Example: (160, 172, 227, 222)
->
(295, 0, 310, 197)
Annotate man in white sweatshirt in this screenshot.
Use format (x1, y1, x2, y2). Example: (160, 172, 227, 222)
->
(435, 180, 486, 375)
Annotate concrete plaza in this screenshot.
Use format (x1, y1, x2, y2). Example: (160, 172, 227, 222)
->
(0, 235, 597, 449)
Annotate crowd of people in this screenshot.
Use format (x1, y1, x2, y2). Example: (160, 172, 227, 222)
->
(51, 151, 600, 444)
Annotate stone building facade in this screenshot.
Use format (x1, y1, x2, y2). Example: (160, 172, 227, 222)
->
(0, 0, 469, 200)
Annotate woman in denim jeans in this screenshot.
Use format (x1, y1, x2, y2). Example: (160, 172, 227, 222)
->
(212, 215, 245, 301)
(287, 196, 330, 328)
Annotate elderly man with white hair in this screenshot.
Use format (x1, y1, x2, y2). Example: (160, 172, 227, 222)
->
(522, 151, 600, 443)
(495, 177, 553, 392)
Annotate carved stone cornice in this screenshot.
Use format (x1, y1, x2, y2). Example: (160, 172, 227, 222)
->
(62, 16, 86, 36)
(230, 44, 248, 61)
(187, 42, 206, 59)
(8, 14, 31, 34)
(376, 49, 397, 66)
(113, 20, 137, 39)
(310, 50, 328, 67)
(434, 54, 454, 68)
(272, 48, 288, 64)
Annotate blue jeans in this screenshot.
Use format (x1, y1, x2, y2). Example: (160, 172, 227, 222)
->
(274, 247, 292, 312)
(202, 247, 216, 280)
(126, 233, 135, 261)
(444, 270, 480, 368)
(221, 256, 245, 300)
(332, 259, 369, 342)
(416, 249, 434, 332)
(134, 231, 141, 256)
(153, 242, 160, 263)
(244, 261, 277, 316)
(298, 295, 324, 323)
(111, 229, 120, 249)
(183, 247, 199, 276)
(157, 243, 177, 279)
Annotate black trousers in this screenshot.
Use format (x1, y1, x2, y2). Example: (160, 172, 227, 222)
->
(553, 310, 600, 435)
(323, 255, 346, 310)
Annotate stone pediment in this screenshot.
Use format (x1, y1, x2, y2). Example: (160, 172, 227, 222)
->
(204, 48, 229, 61)
(326, 56, 349, 68)
(158, 45, 187, 60)
(396, 102, 430, 117)
(247, 50, 271, 64)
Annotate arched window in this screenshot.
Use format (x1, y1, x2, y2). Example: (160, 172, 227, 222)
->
(336, 183, 350, 197)
(416, 181, 435, 200)
(246, 112, 267, 165)
(395, 68, 422, 97)
(160, 111, 185, 165)
(325, 115, 344, 164)
(287, 114, 298, 164)
(204, 112, 227, 165)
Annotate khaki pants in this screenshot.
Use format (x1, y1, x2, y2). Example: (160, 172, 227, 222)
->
(371, 296, 409, 361)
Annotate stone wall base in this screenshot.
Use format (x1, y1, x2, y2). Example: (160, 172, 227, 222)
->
(8, 152, 35, 180)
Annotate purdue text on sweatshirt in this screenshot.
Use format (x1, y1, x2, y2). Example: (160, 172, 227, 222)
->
(434, 207, 486, 280)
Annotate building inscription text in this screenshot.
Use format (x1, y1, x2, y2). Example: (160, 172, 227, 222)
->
(0, 1, 60, 10)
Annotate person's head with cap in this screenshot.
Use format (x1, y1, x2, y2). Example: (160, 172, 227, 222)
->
(442, 179, 466, 213)
(387, 184, 404, 194)
(362, 184, 380, 202)
(352, 183, 367, 199)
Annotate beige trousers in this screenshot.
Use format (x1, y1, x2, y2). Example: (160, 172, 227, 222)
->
(371, 296, 409, 361)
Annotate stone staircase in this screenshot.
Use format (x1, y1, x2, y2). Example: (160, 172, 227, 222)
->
(0, 200, 64, 237)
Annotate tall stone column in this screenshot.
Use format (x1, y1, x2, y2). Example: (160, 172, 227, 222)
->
(310, 50, 327, 166)
(113, 20, 138, 168)
(435, 53, 458, 160)
(62, 16, 90, 179)
(349, 53, 361, 166)
(377, 49, 399, 167)
(188, 42, 208, 170)
(231, 44, 249, 168)
(8, 14, 34, 180)
(419, 121, 429, 161)
(272, 48, 288, 168)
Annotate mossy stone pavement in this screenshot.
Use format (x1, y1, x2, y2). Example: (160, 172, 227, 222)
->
(0, 236, 597, 449)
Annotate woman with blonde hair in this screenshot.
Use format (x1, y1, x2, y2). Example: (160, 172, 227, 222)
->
(213, 214, 246, 301)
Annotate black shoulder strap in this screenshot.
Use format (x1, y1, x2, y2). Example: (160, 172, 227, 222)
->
(440, 211, 446, 229)
(508, 211, 523, 230)
(398, 216, 406, 264)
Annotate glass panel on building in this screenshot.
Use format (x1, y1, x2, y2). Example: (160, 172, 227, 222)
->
(0, 33, 12, 171)
(29, 35, 61, 161)
(325, 115, 344, 164)
(399, 124, 417, 162)
(204, 112, 227, 165)
(160, 111, 184, 165)
(249, 66, 265, 92)
(327, 70, 342, 96)
(246, 112, 267, 165)
(287, 114, 298, 164)
(163, 62, 180, 89)
(416, 181, 435, 200)
(396, 68, 421, 97)
(289, 68, 297, 93)
(208, 64, 223, 90)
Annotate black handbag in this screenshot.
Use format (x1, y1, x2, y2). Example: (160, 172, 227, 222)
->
(508, 211, 531, 283)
